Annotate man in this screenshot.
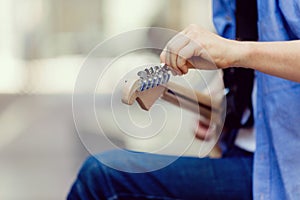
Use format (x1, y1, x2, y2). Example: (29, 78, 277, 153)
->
(68, 0, 300, 199)
(160, 0, 300, 199)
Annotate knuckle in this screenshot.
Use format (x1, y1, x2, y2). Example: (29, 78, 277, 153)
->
(165, 59, 171, 66)
(177, 58, 185, 67)
(182, 67, 188, 74)
(160, 52, 165, 61)
(178, 64, 186, 71)
(186, 31, 198, 40)
(167, 45, 176, 53)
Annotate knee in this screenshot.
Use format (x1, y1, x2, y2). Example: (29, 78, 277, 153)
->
(79, 155, 103, 178)
(68, 152, 116, 199)
(78, 150, 119, 180)
(79, 150, 125, 179)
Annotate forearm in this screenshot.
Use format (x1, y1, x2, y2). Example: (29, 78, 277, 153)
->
(232, 40, 300, 83)
(161, 25, 300, 83)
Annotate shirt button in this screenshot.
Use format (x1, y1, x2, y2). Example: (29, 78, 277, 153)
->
(260, 193, 264, 200)
(258, 112, 263, 119)
(225, 15, 231, 21)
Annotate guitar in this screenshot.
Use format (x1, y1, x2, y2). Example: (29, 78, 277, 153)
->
(122, 64, 224, 125)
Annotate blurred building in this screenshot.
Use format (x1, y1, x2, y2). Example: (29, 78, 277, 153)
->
(0, 0, 214, 94)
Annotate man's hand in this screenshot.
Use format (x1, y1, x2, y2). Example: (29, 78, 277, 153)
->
(160, 24, 238, 75)
(161, 24, 300, 82)
(194, 119, 216, 141)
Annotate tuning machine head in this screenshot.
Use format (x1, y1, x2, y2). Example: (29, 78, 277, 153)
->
(137, 63, 173, 91)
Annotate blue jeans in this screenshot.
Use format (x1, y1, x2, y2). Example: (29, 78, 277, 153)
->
(67, 146, 253, 200)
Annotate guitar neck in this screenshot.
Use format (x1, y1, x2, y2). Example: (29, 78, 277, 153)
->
(162, 82, 221, 120)
(122, 78, 223, 123)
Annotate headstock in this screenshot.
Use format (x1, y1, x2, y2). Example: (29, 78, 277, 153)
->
(122, 64, 223, 123)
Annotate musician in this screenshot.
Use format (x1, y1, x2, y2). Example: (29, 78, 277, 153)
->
(68, 0, 300, 199)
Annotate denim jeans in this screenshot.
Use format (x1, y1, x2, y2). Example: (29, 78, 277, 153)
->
(67, 146, 253, 200)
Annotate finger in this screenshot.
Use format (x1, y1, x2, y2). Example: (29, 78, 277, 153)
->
(195, 121, 209, 140)
(181, 25, 194, 34)
(167, 33, 190, 68)
(177, 41, 199, 73)
(178, 64, 189, 74)
(195, 121, 215, 141)
(163, 49, 181, 75)
(164, 33, 190, 75)
(160, 49, 166, 64)
(164, 34, 178, 67)
(161, 49, 182, 75)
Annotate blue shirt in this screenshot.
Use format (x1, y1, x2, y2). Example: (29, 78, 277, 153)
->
(213, 0, 300, 199)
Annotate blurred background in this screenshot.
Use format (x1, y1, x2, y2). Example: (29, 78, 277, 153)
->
(0, 0, 217, 199)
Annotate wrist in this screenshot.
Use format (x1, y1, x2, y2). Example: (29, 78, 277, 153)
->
(230, 41, 254, 68)
(215, 39, 245, 69)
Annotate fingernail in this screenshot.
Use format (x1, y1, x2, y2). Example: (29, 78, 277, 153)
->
(175, 69, 182, 75)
